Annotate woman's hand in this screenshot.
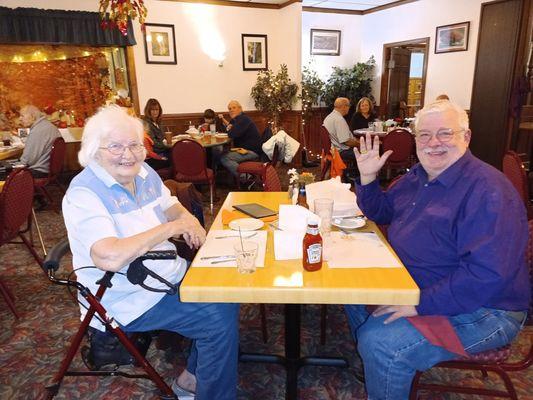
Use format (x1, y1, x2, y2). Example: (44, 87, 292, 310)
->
(354, 133, 393, 185)
(168, 214, 206, 249)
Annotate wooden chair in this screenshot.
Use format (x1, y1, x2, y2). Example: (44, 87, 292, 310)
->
(33, 137, 66, 207)
(409, 219, 533, 400)
(381, 128, 414, 179)
(0, 168, 44, 318)
(171, 139, 215, 214)
(503, 150, 533, 218)
(237, 143, 281, 191)
(319, 126, 332, 181)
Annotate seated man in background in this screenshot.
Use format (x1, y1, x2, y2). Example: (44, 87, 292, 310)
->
(323, 97, 360, 178)
(19, 104, 61, 178)
(217, 100, 262, 179)
(345, 100, 530, 399)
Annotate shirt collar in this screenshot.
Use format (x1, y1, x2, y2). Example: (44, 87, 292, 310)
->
(415, 150, 473, 187)
(88, 161, 148, 189)
(31, 116, 46, 129)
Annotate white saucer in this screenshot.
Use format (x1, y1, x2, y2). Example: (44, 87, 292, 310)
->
(332, 217, 366, 230)
(215, 133, 228, 138)
(229, 218, 264, 231)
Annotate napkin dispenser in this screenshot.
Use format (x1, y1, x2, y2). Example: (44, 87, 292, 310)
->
(274, 205, 318, 260)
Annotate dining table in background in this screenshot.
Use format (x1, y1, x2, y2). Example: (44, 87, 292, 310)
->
(180, 191, 420, 400)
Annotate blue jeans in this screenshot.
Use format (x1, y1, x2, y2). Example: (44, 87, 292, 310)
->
(220, 150, 259, 178)
(344, 305, 524, 400)
(123, 293, 239, 400)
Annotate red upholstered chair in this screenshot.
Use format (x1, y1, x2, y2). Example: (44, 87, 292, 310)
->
(503, 150, 533, 218)
(381, 128, 415, 179)
(319, 126, 332, 181)
(171, 139, 215, 214)
(0, 168, 44, 318)
(409, 219, 533, 400)
(33, 137, 66, 206)
(237, 143, 281, 190)
(261, 163, 282, 192)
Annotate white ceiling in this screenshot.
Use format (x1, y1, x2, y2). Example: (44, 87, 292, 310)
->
(223, 0, 406, 12)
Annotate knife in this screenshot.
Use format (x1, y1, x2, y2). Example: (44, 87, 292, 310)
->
(201, 255, 236, 260)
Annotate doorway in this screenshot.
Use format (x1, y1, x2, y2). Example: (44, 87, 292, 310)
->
(379, 37, 429, 119)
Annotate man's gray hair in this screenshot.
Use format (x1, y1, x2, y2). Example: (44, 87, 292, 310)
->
(414, 100, 469, 132)
(20, 105, 43, 121)
(78, 105, 144, 167)
(334, 97, 350, 108)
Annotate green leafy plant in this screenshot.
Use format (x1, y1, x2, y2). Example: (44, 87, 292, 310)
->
(299, 65, 324, 121)
(250, 64, 298, 128)
(322, 56, 376, 109)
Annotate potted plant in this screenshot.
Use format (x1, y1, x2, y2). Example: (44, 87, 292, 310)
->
(250, 64, 298, 131)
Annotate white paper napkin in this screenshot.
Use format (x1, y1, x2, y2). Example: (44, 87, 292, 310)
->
(193, 230, 267, 267)
(305, 178, 360, 217)
(273, 230, 306, 260)
(324, 231, 402, 268)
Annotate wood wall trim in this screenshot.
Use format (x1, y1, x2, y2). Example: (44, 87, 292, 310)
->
(160, 0, 280, 10)
(279, 0, 301, 9)
(302, 6, 362, 15)
(126, 46, 140, 117)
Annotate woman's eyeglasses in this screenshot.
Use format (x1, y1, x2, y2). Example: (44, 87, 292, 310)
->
(415, 128, 463, 144)
(99, 142, 145, 155)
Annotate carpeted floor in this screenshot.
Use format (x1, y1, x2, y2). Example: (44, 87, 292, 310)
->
(0, 166, 531, 400)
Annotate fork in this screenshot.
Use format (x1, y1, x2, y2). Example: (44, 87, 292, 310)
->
(214, 232, 258, 239)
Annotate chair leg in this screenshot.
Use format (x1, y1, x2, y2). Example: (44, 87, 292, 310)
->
(18, 232, 44, 270)
(259, 304, 268, 343)
(0, 279, 19, 319)
(320, 304, 327, 345)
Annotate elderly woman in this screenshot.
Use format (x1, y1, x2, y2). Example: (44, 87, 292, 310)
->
(349, 97, 377, 131)
(143, 98, 169, 157)
(62, 106, 239, 399)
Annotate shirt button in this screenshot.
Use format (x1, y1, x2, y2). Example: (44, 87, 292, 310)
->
(424, 184, 428, 187)
(412, 202, 416, 206)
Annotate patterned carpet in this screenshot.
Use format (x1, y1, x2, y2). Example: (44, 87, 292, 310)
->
(0, 170, 532, 400)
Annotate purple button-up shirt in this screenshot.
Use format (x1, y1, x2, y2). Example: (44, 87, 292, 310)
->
(356, 150, 531, 316)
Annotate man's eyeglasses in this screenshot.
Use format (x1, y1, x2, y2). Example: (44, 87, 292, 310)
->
(99, 142, 145, 155)
(415, 128, 464, 144)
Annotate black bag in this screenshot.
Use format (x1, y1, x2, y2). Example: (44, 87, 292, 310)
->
(83, 327, 152, 370)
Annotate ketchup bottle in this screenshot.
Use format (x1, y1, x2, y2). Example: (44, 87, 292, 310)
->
(303, 220, 322, 272)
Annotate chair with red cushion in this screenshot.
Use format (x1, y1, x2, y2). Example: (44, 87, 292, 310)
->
(261, 163, 282, 192)
(381, 128, 415, 179)
(319, 126, 332, 181)
(503, 150, 533, 218)
(237, 143, 281, 190)
(409, 219, 533, 400)
(171, 139, 215, 214)
(33, 137, 66, 206)
(0, 168, 44, 318)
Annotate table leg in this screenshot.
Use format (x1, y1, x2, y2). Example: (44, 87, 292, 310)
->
(240, 304, 349, 400)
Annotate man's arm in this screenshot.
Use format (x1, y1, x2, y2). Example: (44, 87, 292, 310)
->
(19, 128, 45, 167)
(228, 115, 253, 139)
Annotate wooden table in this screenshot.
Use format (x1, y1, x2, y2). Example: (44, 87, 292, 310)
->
(171, 133, 231, 148)
(0, 147, 23, 161)
(181, 192, 419, 399)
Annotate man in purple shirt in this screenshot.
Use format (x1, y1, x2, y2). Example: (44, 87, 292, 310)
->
(345, 100, 530, 399)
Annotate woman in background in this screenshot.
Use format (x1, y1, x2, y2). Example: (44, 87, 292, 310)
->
(143, 98, 169, 157)
(350, 97, 377, 131)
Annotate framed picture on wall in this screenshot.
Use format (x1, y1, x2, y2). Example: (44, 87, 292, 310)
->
(241, 34, 268, 71)
(143, 23, 177, 64)
(435, 21, 470, 54)
(310, 29, 341, 56)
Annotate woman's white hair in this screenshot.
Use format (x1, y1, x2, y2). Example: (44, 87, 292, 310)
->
(78, 105, 144, 167)
(414, 100, 469, 132)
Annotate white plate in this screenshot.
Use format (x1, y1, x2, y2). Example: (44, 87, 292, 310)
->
(229, 218, 264, 231)
(331, 217, 366, 230)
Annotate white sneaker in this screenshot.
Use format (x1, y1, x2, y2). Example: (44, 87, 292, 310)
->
(171, 380, 196, 400)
